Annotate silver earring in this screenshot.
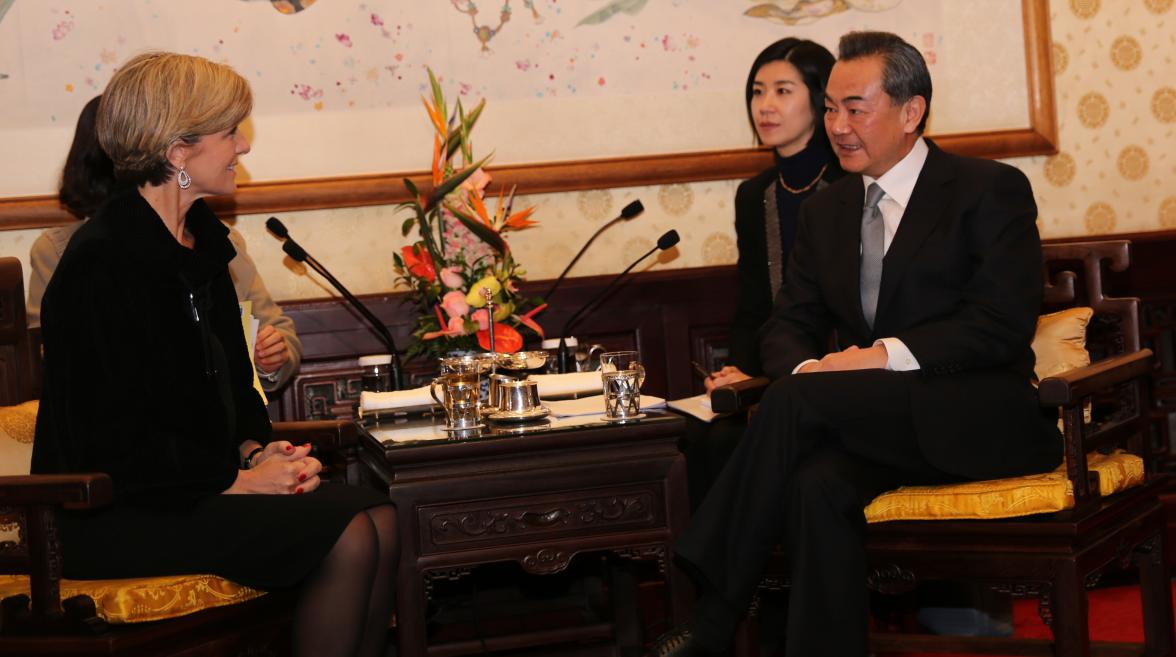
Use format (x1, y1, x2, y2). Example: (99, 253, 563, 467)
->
(177, 167, 192, 190)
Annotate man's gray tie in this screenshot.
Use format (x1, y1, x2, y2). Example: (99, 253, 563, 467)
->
(859, 182, 886, 330)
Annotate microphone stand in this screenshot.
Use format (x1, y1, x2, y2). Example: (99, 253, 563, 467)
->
(556, 230, 678, 373)
(545, 200, 644, 302)
(281, 240, 404, 390)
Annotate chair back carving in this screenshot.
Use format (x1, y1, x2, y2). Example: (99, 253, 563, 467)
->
(1043, 240, 1139, 356)
(0, 259, 35, 406)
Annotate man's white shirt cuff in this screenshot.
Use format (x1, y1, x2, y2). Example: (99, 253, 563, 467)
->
(876, 338, 920, 371)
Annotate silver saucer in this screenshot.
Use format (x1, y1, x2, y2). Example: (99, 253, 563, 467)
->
(487, 406, 551, 423)
(600, 413, 646, 423)
(441, 422, 486, 432)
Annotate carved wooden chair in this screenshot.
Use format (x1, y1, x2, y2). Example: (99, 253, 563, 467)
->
(711, 240, 1173, 657)
(0, 257, 364, 656)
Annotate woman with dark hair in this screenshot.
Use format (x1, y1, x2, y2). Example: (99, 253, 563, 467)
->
(32, 53, 397, 657)
(713, 37, 841, 390)
(684, 38, 841, 505)
(27, 95, 303, 391)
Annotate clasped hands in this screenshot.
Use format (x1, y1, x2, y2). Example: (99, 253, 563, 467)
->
(225, 441, 322, 495)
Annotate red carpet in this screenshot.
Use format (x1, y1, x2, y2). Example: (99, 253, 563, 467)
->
(879, 581, 1176, 656)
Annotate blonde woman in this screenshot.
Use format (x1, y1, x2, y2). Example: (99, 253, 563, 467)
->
(32, 53, 398, 657)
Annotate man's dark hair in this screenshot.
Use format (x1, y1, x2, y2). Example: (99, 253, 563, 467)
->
(838, 31, 932, 134)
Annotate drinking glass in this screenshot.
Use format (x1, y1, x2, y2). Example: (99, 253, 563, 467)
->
(599, 351, 645, 420)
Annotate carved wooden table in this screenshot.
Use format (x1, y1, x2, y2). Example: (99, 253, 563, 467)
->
(358, 411, 691, 657)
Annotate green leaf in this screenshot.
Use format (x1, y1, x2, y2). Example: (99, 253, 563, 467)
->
(423, 155, 492, 211)
(427, 68, 446, 130)
(401, 217, 415, 237)
(445, 202, 508, 254)
(445, 98, 485, 158)
(403, 177, 419, 198)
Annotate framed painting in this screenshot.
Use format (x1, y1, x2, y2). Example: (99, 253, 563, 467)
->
(0, 0, 1054, 229)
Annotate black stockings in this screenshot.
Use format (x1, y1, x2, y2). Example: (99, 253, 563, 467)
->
(294, 504, 399, 657)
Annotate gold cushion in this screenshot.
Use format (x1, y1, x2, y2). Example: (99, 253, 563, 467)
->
(864, 450, 1143, 522)
(0, 400, 39, 545)
(0, 398, 265, 624)
(0, 573, 265, 624)
(1032, 307, 1093, 380)
(0, 399, 38, 476)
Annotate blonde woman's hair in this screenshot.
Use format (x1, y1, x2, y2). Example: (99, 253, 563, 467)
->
(97, 52, 252, 187)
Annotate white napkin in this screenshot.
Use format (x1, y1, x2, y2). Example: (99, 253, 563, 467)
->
(528, 371, 604, 398)
(545, 395, 666, 418)
(359, 386, 435, 416)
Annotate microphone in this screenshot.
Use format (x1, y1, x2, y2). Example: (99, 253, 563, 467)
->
(265, 217, 403, 390)
(544, 199, 643, 302)
(556, 229, 680, 373)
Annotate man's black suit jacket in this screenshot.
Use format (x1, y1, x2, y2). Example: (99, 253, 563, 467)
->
(758, 141, 1061, 481)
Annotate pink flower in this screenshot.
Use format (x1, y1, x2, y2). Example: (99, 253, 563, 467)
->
(461, 167, 492, 200)
(470, 308, 490, 331)
(439, 266, 464, 289)
(441, 291, 470, 320)
(423, 316, 469, 340)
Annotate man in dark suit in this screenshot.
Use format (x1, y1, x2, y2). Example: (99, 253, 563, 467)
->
(647, 31, 1062, 657)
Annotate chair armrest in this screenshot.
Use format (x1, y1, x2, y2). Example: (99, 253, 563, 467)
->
(271, 420, 358, 455)
(0, 473, 112, 510)
(1038, 348, 1153, 406)
(710, 377, 772, 414)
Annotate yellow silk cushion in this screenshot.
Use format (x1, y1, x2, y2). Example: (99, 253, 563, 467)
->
(0, 400, 264, 624)
(0, 573, 266, 624)
(0, 400, 40, 545)
(0, 399, 38, 476)
(864, 450, 1143, 522)
(1032, 307, 1094, 379)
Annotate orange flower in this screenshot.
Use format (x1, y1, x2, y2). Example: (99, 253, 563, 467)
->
(467, 189, 493, 227)
(422, 97, 445, 135)
(431, 135, 444, 187)
(514, 302, 547, 338)
(503, 207, 537, 230)
(476, 322, 523, 353)
(400, 244, 436, 283)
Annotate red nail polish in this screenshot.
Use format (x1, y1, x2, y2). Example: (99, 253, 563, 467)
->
(298, 473, 307, 482)
(302, 443, 310, 448)
(295, 487, 304, 494)
(285, 445, 294, 452)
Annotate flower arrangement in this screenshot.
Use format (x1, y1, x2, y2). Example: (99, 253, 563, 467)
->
(394, 70, 546, 361)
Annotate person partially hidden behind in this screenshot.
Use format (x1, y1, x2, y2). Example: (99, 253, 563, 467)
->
(27, 95, 302, 390)
(32, 52, 397, 657)
(682, 37, 842, 509)
(647, 31, 1062, 657)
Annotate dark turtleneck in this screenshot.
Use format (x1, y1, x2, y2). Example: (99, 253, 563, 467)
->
(773, 138, 832, 262)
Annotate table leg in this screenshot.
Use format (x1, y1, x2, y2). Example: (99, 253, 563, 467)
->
(396, 563, 428, 657)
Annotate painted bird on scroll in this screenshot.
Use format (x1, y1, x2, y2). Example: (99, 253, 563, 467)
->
(745, 0, 900, 25)
(577, 0, 649, 27)
(239, 0, 319, 15)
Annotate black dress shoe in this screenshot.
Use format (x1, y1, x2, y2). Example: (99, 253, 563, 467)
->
(644, 627, 725, 657)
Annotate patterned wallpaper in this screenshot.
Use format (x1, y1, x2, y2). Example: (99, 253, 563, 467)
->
(0, 0, 1171, 304)
(1018, 0, 1175, 236)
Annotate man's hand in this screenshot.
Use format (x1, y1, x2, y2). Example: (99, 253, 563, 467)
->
(799, 344, 888, 373)
(704, 365, 751, 395)
(255, 324, 290, 374)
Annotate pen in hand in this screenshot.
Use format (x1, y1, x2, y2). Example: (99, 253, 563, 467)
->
(691, 361, 713, 381)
